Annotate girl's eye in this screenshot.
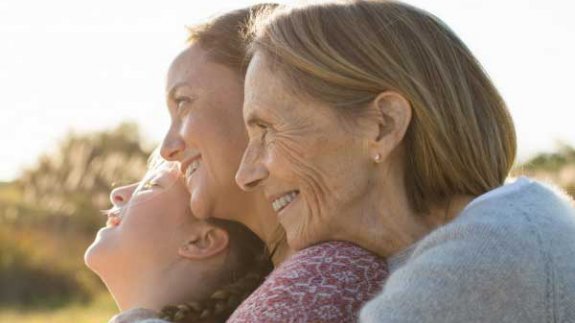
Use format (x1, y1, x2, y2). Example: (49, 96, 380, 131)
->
(140, 181, 160, 191)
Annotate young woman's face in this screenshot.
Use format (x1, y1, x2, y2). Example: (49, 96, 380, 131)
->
(85, 162, 196, 271)
(160, 45, 253, 222)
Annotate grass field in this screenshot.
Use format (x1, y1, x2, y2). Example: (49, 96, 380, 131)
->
(0, 294, 117, 323)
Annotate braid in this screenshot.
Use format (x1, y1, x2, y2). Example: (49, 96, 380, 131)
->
(158, 219, 273, 323)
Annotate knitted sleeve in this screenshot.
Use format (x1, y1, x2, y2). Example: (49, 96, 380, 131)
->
(228, 241, 388, 323)
(360, 208, 547, 323)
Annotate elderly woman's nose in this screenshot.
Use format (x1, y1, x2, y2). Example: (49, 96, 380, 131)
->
(160, 128, 185, 161)
(110, 184, 137, 206)
(236, 148, 269, 191)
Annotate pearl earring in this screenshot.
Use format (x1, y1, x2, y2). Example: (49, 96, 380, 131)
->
(374, 153, 381, 163)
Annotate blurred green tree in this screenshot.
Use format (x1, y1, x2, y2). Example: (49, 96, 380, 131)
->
(18, 122, 151, 232)
(514, 143, 575, 197)
(0, 122, 152, 308)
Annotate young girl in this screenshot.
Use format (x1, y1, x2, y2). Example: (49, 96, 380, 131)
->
(84, 156, 272, 322)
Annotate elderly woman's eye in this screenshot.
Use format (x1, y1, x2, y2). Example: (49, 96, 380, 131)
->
(255, 122, 271, 138)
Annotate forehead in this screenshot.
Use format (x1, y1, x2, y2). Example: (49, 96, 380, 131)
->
(166, 44, 243, 96)
(134, 161, 181, 192)
(244, 53, 338, 125)
(244, 53, 297, 115)
(167, 45, 205, 81)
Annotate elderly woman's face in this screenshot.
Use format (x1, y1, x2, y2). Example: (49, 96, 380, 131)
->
(236, 54, 373, 250)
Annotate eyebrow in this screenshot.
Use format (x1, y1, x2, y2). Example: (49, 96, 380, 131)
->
(165, 82, 199, 110)
(166, 82, 184, 101)
(245, 111, 271, 128)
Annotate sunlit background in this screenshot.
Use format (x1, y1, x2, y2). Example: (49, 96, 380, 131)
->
(0, 0, 574, 322)
(1, 0, 574, 181)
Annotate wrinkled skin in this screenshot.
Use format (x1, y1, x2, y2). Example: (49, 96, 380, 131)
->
(236, 53, 376, 250)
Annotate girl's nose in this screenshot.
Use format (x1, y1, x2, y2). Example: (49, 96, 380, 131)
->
(109, 183, 138, 207)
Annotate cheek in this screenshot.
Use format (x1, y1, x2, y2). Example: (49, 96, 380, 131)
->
(180, 116, 200, 145)
(188, 171, 213, 219)
(272, 132, 367, 216)
(271, 134, 333, 195)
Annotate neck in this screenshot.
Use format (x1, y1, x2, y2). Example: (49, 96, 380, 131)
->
(334, 182, 476, 258)
(336, 188, 428, 258)
(101, 261, 206, 311)
(424, 195, 476, 229)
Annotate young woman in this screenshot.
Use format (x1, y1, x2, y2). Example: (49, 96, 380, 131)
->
(158, 3, 388, 321)
(85, 156, 272, 322)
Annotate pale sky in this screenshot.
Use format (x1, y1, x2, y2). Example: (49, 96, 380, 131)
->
(0, 0, 574, 181)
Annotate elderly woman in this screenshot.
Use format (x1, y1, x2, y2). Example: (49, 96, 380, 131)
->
(236, 1, 575, 322)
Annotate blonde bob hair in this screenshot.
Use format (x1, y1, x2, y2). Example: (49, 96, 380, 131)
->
(248, 0, 517, 213)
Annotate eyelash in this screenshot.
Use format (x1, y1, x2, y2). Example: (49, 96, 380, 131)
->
(174, 97, 192, 116)
(254, 122, 267, 138)
(141, 181, 160, 191)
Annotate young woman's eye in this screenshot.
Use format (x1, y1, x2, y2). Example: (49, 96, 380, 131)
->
(175, 97, 192, 116)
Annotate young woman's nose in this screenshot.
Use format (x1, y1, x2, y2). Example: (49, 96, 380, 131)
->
(110, 183, 138, 207)
(160, 128, 185, 161)
(235, 145, 269, 191)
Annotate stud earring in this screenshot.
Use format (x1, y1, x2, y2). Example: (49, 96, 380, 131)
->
(373, 153, 382, 163)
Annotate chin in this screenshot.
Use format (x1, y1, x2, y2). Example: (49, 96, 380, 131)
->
(190, 189, 213, 220)
(284, 225, 310, 252)
(84, 231, 116, 275)
(84, 240, 102, 273)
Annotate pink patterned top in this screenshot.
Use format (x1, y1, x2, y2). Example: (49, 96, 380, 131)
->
(227, 241, 388, 323)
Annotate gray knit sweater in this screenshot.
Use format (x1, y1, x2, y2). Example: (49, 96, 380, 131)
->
(360, 177, 575, 322)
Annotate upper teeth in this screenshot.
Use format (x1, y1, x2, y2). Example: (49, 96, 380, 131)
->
(185, 160, 200, 178)
(272, 191, 298, 212)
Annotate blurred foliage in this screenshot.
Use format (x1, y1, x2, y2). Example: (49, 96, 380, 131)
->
(0, 122, 151, 311)
(514, 143, 575, 197)
(17, 122, 151, 233)
(0, 293, 116, 323)
(0, 120, 573, 321)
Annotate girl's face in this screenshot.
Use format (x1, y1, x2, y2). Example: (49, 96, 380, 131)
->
(85, 162, 197, 272)
(160, 45, 252, 222)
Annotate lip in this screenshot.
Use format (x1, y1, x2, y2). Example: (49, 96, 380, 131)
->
(106, 216, 121, 228)
(268, 190, 300, 214)
(180, 154, 202, 176)
(104, 208, 122, 228)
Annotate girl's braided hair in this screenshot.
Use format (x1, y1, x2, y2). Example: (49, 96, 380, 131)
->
(159, 219, 273, 323)
(156, 4, 281, 322)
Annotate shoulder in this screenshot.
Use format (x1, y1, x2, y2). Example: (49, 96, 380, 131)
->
(361, 178, 575, 322)
(107, 308, 164, 323)
(229, 241, 388, 323)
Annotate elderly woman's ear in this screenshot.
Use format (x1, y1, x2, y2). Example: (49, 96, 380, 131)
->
(367, 91, 412, 162)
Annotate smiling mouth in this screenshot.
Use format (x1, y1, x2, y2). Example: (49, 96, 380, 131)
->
(184, 158, 201, 182)
(272, 191, 299, 213)
(104, 209, 122, 228)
